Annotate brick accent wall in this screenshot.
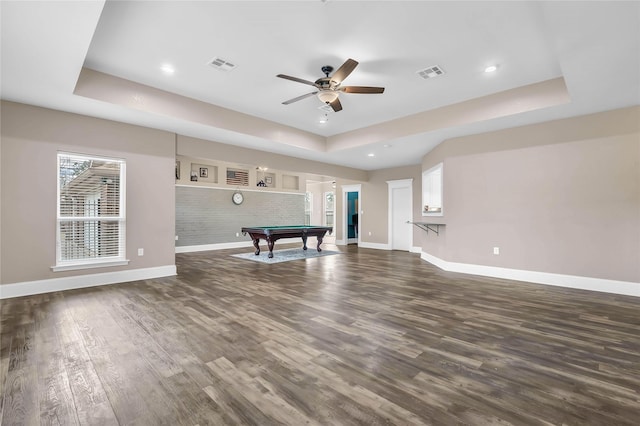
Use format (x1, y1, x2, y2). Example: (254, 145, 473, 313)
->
(176, 186, 305, 247)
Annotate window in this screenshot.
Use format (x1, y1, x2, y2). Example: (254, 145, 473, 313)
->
(304, 192, 313, 225)
(422, 162, 443, 216)
(54, 152, 127, 271)
(324, 191, 334, 227)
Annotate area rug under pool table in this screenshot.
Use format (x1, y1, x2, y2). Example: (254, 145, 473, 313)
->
(231, 248, 341, 264)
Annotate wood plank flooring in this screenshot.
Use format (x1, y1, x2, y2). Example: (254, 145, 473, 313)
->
(1, 244, 639, 425)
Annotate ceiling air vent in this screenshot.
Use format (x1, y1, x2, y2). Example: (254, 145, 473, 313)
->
(208, 57, 237, 71)
(417, 65, 444, 80)
(318, 104, 333, 113)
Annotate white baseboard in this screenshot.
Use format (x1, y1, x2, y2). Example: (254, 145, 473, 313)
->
(176, 241, 254, 253)
(0, 265, 177, 299)
(420, 251, 639, 297)
(410, 246, 422, 254)
(358, 242, 391, 250)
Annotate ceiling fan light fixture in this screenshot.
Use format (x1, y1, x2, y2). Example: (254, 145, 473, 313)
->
(317, 91, 339, 104)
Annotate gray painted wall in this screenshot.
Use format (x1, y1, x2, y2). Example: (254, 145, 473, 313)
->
(176, 186, 305, 247)
(1, 101, 176, 285)
(420, 106, 640, 284)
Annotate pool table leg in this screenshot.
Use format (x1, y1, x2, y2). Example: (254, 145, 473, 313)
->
(301, 235, 308, 251)
(252, 239, 260, 256)
(267, 238, 275, 258)
(317, 235, 324, 252)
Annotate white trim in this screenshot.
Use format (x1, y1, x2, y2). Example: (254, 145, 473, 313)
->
(386, 179, 414, 187)
(52, 259, 130, 272)
(341, 184, 361, 246)
(358, 242, 391, 250)
(56, 152, 127, 267)
(422, 162, 443, 217)
(0, 265, 177, 300)
(335, 239, 346, 246)
(420, 251, 640, 297)
(387, 179, 413, 251)
(410, 246, 422, 254)
(176, 241, 254, 253)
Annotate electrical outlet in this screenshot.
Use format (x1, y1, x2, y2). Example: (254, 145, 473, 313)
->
(236, 232, 240, 237)
(493, 247, 500, 255)
(368, 231, 372, 236)
(175, 235, 179, 241)
(138, 248, 144, 256)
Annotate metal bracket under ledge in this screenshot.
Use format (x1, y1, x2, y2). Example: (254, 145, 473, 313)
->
(407, 221, 445, 235)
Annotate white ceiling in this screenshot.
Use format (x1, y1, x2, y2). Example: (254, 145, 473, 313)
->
(2, 1, 639, 171)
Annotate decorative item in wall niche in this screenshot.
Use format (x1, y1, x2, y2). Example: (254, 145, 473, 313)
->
(199, 167, 208, 178)
(265, 176, 272, 185)
(175, 161, 180, 180)
(257, 179, 267, 187)
(190, 171, 198, 182)
(227, 168, 249, 186)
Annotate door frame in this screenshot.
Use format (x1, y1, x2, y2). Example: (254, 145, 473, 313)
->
(340, 184, 361, 246)
(387, 179, 413, 251)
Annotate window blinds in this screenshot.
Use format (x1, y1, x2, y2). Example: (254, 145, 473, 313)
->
(57, 153, 126, 265)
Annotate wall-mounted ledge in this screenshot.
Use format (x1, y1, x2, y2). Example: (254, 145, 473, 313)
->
(408, 221, 445, 235)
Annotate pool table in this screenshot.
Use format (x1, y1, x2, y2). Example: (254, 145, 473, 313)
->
(241, 226, 333, 258)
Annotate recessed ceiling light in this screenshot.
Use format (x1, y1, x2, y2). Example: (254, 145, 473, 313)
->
(367, 153, 375, 157)
(484, 65, 498, 73)
(161, 64, 175, 75)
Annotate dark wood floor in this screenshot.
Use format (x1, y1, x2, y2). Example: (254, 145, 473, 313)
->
(1, 244, 639, 425)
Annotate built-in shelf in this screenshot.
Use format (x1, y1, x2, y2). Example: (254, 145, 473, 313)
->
(263, 172, 276, 188)
(226, 167, 249, 186)
(282, 174, 299, 190)
(176, 155, 304, 193)
(407, 221, 445, 235)
(191, 163, 218, 183)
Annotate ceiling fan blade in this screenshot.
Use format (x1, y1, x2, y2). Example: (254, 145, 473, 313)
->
(331, 58, 358, 84)
(329, 97, 343, 112)
(340, 86, 385, 94)
(282, 91, 318, 105)
(277, 74, 317, 87)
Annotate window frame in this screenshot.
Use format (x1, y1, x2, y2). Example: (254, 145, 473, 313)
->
(304, 191, 313, 226)
(52, 152, 128, 272)
(323, 191, 335, 228)
(422, 162, 444, 217)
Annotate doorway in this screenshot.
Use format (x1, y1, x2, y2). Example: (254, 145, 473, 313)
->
(341, 184, 361, 245)
(387, 179, 413, 251)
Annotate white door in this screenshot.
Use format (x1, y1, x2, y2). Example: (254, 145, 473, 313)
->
(388, 179, 413, 251)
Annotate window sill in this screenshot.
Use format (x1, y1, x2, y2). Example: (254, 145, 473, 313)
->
(51, 259, 130, 272)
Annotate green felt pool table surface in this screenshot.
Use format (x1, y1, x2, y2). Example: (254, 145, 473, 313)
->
(241, 226, 333, 258)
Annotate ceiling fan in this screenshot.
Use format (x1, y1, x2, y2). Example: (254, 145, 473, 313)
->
(277, 58, 385, 112)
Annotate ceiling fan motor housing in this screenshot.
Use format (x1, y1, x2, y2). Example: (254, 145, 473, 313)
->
(315, 77, 334, 89)
(321, 65, 334, 76)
